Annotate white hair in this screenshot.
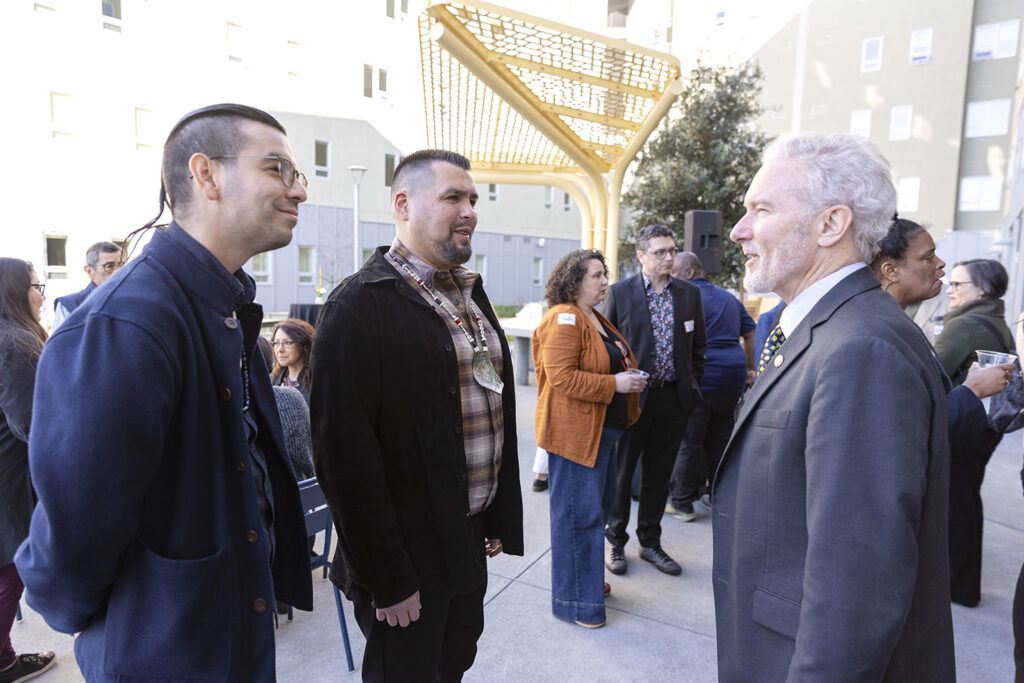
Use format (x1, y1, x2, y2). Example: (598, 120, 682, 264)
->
(763, 133, 897, 262)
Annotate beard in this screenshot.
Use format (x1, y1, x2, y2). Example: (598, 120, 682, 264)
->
(742, 225, 812, 295)
(428, 230, 473, 265)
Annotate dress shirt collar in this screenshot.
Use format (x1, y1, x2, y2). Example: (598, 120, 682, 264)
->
(641, 271, 672, 293)
(778, 262, 866, 338)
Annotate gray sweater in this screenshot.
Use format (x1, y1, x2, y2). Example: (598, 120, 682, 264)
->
(273, 385, 315, 481)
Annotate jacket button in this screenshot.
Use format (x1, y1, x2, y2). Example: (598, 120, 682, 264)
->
(236, 459, 246, 473)
(253, 598, 268, 613)
(221, 387, 232, 401)
(224, 318, 238, 330)
(445, 343, 453, 352)
(449, 386, 457, 395)
(246, 530, 259, 544)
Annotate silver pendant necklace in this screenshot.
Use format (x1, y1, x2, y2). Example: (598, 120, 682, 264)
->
(388, 253, 504, 394)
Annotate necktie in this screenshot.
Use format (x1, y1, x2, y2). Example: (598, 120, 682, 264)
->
(757, 325, 786, 376)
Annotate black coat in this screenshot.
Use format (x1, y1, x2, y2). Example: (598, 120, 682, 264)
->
(0, 325, 40, 566)
(310, 247, 524, 609)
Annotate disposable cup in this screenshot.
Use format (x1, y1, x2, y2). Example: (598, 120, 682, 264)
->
(626, 368, 649, 378)
(976, 350, 1018, 368)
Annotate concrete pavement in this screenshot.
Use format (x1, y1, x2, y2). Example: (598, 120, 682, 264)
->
(9, 383, 1024, 681)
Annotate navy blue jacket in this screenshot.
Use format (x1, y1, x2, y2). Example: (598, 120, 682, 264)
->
(16, 223, 312, 682)
(690, 277, 755, 394)
(53, 281, 96, 316)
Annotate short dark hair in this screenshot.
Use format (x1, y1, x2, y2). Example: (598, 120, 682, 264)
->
(162, 104, 287, 216)
(86, 241, 121, 269)
(955, 258, 1008, 299)
(871, 218, 927, 267)
(545, 249, 606, 307)
(391, 149, 471, 200)
(635, 224, 674, 252)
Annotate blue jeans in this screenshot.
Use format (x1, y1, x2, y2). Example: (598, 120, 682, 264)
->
(548, 427, 623, 624)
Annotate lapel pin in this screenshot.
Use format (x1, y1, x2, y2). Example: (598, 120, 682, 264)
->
(774, 355, 784, 368)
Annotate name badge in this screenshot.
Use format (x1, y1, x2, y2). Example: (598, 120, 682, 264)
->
(684, 319, 695, 333)
(558, 313, 576, 325)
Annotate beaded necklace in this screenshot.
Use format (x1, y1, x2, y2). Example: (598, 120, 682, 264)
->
(387, 252, 504, 394)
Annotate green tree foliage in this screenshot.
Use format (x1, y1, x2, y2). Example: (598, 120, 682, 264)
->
(622, 59, 772, 289)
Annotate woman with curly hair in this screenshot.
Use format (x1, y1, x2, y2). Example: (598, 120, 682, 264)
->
(532, 249, 646, 628)
(270, 318, 315, 405)
(0, 258, 56, 681)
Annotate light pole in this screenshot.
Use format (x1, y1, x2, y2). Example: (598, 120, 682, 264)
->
(348, 165, 367, 276)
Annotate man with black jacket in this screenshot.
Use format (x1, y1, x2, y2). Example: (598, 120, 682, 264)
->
(311, 149, 523, 682)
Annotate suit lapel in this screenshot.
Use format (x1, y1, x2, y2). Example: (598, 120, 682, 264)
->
(716, 268, 882, 480)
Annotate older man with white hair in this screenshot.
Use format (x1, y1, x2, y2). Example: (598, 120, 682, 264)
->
(711, 134, 954, 681)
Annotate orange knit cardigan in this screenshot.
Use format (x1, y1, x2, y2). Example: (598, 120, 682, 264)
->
(532, 303, 640, 468)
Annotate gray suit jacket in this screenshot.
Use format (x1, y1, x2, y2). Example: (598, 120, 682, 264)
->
(712, 267, 955, 682)
(603, 273, 706, 415)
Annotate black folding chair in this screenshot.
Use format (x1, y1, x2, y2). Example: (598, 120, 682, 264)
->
(288, 477, 355, 672)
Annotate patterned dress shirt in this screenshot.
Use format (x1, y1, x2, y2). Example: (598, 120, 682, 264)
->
(643, 272, 676, 382)
(387, 238, 504, 515)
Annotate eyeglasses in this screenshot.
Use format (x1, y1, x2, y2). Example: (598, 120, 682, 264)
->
(209, 155, 308, 189)
(29, 283, 45, 295)
(271, 340, 297, 349)
(948, 280, 973, 291)
(95, 261, 122, 274)
(642, 247, 678, 260)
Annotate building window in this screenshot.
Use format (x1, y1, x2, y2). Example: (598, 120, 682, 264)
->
(849, 109, 871, 138)
(298, 246, 314, 284)
(385, 153, 397, 187)
(532, 258, 543, 286)
(965, 99, 1012, 138)
(134, 107, 153, 149)
(363, 64, 373, 98)
(378, 68, 388, 95)
(226, 22, 244, 62)
(563, 192, 572, 212)
(488, 184, 498, 202)
(101, 0, 121, 30)
(861, 36, 883, 72)
(958, 176, 1003, 212)
(973, 20, 1020, 61)
(387, 0, 395, 18)
(909, 28, 933, 64)
(607, 0, 629, 27)
(475, 254, 487, 278)
(715, 11, 726, 27)
(897, 177, 921, 213)
(314, 139, 330, 178)
(544, 186, 553, 210)
(45, 235, 68, 279)
(286, 40, 301, 77)
(401, 0, 408, 12)
(889, 105, 912, 141)
(251, 252, 271, 284)
(50, 92, 72, 137)
(361, 248, 374, 266)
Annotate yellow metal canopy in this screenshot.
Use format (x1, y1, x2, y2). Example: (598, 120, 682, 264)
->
(419, 0, 682, 278)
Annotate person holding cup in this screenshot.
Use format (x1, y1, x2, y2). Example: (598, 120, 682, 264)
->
(935, 258, 1014, 386)
(872, 222, 1014, 606)
(532, 249, 644, 628)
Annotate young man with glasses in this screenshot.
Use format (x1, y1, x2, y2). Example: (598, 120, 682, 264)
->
(51, 241, 122, 330)
(602, 223, 706, 577)
(17, 104, 314, 681)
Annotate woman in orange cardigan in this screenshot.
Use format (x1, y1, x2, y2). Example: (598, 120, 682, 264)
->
(533, 249, 646, 628)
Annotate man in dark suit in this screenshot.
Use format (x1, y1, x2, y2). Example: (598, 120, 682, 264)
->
(713, 133, 954, 681)
(603, 224, 706, 576)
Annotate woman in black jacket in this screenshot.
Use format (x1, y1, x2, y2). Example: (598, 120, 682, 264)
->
(0, 258, 55, 680)
(872, 227, 1014, 606)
